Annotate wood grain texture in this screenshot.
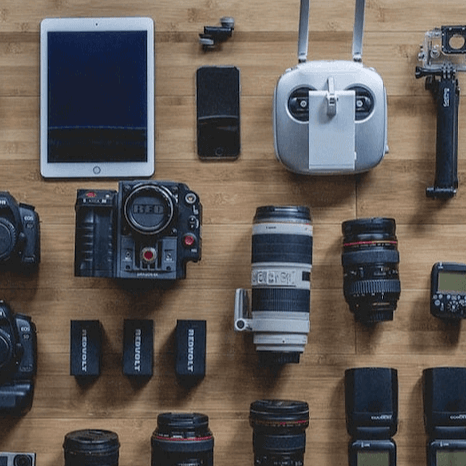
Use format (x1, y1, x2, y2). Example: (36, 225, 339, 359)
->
(0, 0, 465, 465)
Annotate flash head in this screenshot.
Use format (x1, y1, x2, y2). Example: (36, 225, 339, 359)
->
(345, 367, 398, 439)
(423, 367, 466, 439)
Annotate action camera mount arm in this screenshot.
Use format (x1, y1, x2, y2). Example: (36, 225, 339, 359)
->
(416, 64, 460, 199)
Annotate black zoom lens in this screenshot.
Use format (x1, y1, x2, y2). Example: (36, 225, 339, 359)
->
(249, 400, 309, 466)
(341, 217, 401, 324)
(151, 413, 214, 466)
(63, 429, 120, 466)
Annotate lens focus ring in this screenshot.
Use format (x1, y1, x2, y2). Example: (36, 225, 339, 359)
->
(344, 279, 401, 296)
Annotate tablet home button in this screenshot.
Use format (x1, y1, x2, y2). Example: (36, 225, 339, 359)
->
(93, 166, 101, 175)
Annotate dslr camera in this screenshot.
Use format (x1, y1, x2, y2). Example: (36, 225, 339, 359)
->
(75, 181, 202, 282)
(0, 192, 40, 270)
(0, 301, 37, 416)
(274, 0, 388, 174)
(0, 453, 36, 466)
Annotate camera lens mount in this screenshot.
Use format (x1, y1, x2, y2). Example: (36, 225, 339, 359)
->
(123, 184, 175, 236)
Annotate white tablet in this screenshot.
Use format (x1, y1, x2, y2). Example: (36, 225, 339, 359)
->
(40, 17, 154, 178)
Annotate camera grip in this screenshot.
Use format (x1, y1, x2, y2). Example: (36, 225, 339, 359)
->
(427, 77, 460, 199)
(75, 190, 117, 278)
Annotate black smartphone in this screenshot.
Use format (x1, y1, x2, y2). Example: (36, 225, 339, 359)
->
(196, 66, 240, 160)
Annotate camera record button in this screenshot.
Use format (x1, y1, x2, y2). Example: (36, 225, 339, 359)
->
(141, 247, 157, 264)
(183, 234, 196, 248)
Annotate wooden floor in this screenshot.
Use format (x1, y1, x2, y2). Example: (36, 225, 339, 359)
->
(1, 0, 466, 464)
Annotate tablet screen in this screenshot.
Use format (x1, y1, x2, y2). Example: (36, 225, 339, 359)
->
(47, 30, 147, 163)
(40, 17, 154, 178)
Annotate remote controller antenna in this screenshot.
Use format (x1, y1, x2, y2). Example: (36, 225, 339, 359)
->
(352, 0, 366, 62)
(297, 0, 366, 63)
(297, 0, 310, 63)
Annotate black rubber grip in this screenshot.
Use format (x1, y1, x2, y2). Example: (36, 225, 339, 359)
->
(344, 279, 401, 296)
(252, 234, 312, 264)
(341, 249, 399, 267)
(252, 288, 310, 313)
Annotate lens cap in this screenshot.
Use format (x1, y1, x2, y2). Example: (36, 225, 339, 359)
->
(342, 217, 396, 239)
(254, 206, 311, 223)
(250, 399, 309, 426)
(63, 429, 119, 465)
(156, 412, 209, 434)
(123, 185, 174, 235)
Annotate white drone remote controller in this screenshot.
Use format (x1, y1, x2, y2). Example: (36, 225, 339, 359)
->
(273, 0, 388, 174)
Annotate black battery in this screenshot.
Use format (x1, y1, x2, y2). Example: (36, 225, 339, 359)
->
(175, 320, 206, 383)
(123, 319, 154, 377)
(70, 320, 102, 378)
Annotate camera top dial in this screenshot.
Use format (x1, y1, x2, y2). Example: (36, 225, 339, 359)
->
(123, 184, 175, 236)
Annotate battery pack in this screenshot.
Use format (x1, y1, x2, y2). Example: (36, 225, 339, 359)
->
(176, 320, 206, 383)
(70, 320, 102, 378)
(123, 319, 154, 377)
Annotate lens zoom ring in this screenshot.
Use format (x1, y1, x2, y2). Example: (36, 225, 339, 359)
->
(344, 279, 401, 296)
(252, 289, 310, 313)
(253, 432, 306, 453)
(341, 249, 399, 266)
(252, 235, 312, 265)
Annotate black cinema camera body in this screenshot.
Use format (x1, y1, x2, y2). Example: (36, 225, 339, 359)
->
(75, 181, 202, 282)
(0, 301, 37, 415)
(0, 192, 40, 270)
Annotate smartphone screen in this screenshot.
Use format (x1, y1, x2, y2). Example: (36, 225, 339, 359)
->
(196, 66, 240, 160)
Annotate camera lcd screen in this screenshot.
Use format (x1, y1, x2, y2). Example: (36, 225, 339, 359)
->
(357, 451, 390, 466)
(436, 450, 466, 466)
(438, 271, 466, 293)
(40, 17, 154, 178)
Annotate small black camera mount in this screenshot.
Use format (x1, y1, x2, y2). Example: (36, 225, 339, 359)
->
(416, 26, 466, 199)
(199, 17, 234, 49)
